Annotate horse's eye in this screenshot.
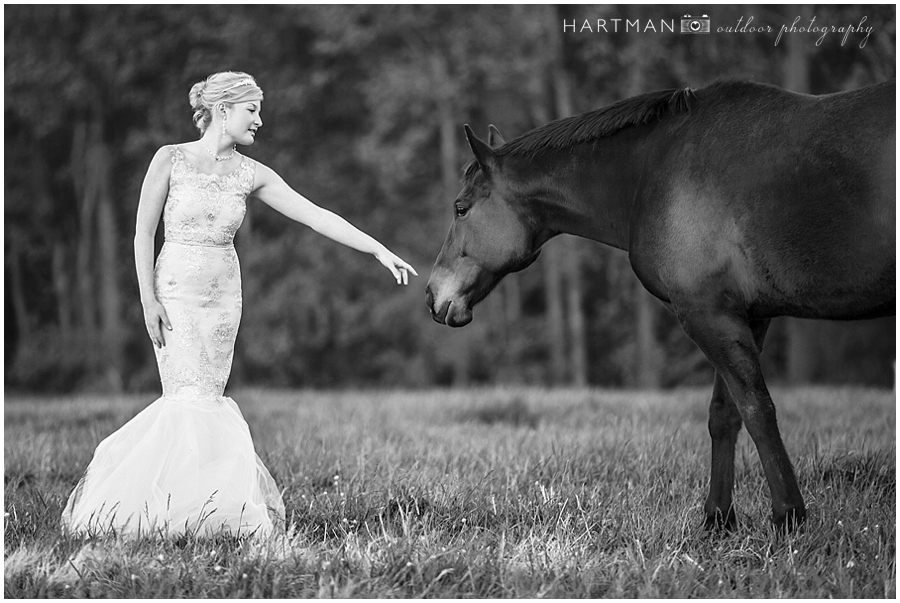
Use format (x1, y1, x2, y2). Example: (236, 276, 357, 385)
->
(455, 205, 468, 218)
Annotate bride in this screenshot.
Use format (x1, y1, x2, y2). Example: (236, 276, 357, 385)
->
(61, 71, 417, 538)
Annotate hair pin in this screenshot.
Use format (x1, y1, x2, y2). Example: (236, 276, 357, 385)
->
(228, 78, 257, 90)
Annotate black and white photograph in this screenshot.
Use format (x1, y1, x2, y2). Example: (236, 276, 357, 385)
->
(4, 4, 895, 598)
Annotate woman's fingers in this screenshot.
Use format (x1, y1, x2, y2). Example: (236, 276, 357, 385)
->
(377, 251, 417, 285)
(396, 265, 412, 285)
(147, 322, 161, 348)
(146, 309, 170, 348)
(393, 257, 417, 285)
(159, 307, 173, 330)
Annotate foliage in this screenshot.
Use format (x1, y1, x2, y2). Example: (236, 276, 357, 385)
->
(4, 5, 895, 392)
(4, 387, 895, 597)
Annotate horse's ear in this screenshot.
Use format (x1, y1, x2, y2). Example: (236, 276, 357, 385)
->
(487, 124, 506, 148)
(464, 124, 496, 169)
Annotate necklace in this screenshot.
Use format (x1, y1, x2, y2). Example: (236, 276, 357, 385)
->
(201, 143, 236, 162)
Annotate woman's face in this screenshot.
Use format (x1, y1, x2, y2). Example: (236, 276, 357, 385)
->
(223, 99, 263, 145)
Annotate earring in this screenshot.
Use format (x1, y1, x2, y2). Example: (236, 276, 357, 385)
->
(221, 113, 228, 137)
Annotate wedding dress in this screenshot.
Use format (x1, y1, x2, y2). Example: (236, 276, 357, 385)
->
(61, 146, 285, 538)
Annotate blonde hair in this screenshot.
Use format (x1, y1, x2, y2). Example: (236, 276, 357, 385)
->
(189, 71, 264, 135)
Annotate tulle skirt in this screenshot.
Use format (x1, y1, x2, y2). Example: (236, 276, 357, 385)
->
(61, 391, 285, 538)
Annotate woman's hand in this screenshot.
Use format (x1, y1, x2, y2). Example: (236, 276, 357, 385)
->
(375, 248, 418, 285)
(143, 297, 172, 348)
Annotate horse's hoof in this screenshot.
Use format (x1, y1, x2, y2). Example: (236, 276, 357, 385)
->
(703, 508, 737, 532)
(772, 506, 807, 533)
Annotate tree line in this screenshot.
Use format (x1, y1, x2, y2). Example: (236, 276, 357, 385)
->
(4, 5, 895, 393)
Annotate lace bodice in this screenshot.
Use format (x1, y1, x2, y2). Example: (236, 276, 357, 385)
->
(164, 146, 254, 247)
(152, 145, 255, 399)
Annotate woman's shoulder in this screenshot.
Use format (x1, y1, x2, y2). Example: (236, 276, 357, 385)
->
(145, 144, 183, 175)
(246, 159, 284, 191)
(145, 142, 197, 183)
(147, 143, 191, 164)
(168, 142, 205, 161)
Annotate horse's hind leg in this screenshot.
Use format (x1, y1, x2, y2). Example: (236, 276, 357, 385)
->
(705, 372, 742, 530)
(679, 309, 805, 531)
(704, 318, 771, 531)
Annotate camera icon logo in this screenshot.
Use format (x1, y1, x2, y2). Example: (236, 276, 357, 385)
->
(681, 14, 710, 34)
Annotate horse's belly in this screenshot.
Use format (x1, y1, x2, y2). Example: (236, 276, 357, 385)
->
(738, 189, 894, 320)
(748, 260, 895, 320)
(647, 210, 895, 321)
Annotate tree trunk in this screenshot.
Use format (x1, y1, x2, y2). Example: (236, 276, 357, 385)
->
(83, 116, 124, 391)
(498, 276, 524, 384)
(432, 51, 470, 386)
(634, 281, 661, 387)
(783, 5, 812, 93)
(542, 239, 568, 383)
(526, 10, 567, 385)
(52, 242, 73, 341)
(7, 234, 31, 345)
(97, 193, 124, 391)
(566, 263, 587, 386)
(73, 118, 100, 374)
(548, 7, 588, 387)
(28, 139, 74, 343)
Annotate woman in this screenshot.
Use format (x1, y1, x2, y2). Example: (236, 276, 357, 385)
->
(61, 71, 417, 538)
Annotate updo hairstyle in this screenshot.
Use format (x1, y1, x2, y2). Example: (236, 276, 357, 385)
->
(189, 71, 264, 135)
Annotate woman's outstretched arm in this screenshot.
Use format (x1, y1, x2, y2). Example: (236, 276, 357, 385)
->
(252, 162, 418, 284)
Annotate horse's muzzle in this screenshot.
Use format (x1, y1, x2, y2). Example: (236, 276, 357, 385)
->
(425, 287, 450, 325)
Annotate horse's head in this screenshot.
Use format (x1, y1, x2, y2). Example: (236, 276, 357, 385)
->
(426, 125, 544, 327)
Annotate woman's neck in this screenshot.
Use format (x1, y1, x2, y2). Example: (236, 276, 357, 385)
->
(199, 132, 235, 160)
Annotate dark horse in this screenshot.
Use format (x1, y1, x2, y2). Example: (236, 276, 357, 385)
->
(425, 80, 895, 531)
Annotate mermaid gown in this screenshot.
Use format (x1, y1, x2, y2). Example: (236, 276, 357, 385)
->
(61, 146, 285, 538)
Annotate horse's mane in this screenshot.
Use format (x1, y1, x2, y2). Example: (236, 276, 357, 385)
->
(463, 87, 697, 179)
(501, 86, 697, 157)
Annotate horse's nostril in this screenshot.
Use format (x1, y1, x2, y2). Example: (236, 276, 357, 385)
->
(432, 300, 450, 324)
(426, 297, 450, 324)
(425, 284, 451, 324)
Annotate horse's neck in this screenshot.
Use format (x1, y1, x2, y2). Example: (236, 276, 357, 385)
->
(526, 131, 649, 252)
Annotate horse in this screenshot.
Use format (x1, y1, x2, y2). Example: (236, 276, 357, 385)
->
(425, 79, 895, 531)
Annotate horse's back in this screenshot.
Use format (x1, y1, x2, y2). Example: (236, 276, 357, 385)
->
(814, 80, 895, 209)
(652, 81, 894, 320)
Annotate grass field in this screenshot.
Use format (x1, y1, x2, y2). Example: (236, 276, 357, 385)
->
(4, 386, 895, 598)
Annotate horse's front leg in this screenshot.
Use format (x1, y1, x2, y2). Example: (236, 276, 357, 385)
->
(704, 318, 771, 530)
(679, 308, 805, 530)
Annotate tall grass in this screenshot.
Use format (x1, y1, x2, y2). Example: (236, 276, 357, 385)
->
(4, 387, 895, 597)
